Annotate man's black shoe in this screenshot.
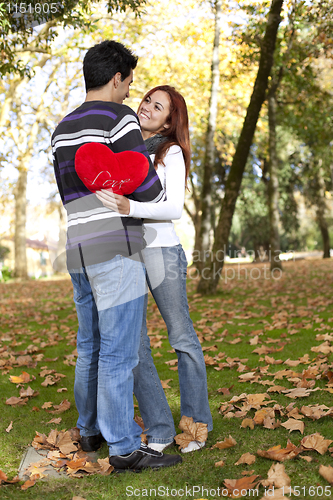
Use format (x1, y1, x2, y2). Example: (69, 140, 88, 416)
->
(80, 433, 105, 452)
(109, 443, 182, 472)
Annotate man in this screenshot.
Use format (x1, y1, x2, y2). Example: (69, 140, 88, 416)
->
(51, 40, 182, 472)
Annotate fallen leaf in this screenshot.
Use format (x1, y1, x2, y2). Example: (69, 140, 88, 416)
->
(241, 418, 255, 429)
(212, 435, 237, 449)
(19, 386, 37, 398)
(215, 460, 225, 467)
(161, 379, 172, 389)
(5, 396, 28, 406)
(257, 440, 302, 461)
(300, 455, 312, 462)
(21, 476, 38, 490)
(242, 469, 255, 476)
(9, 371, 31, 384)
(235, 453, 256, 465)
(47, 417, 62, 424)
(223, 475, 259, 498)
(301, 433, 332, 455)
(281, 419, 304, 434)
(282, 388, 312, 399)
(175, 416, 208, 450)
(57, 431, 78, 455)
(4, 419, 13, 433)
(267, 385, 287, 393)
(263, 417, 281, 430)
(42, 402, 53, 409)
(319, 465, 333, 484)
(254, 408, 272, 425)
(0, 470, 20, 484)
(261, 463, 291, 488)
(46, 399, 71, 414)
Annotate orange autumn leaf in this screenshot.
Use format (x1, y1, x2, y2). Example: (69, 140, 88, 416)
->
(223, 475, 259, 498)
(5, 421, 13, 433)
(47, 417, 62, 425)
(282, 387, 312, 399)
(161, 379, 172, 389)
(319, 465, 333, 484)
(280, 418, 304, 434)
(257, 439, 301, 461)
(5, 396, 28, 406)
(300, 433, 333, 455)
(21, 476, 38, 490)
(215, 460, 225, 467)
(42, 402, 53, 409)
(66, 457, 87, 469)
(300, 455, 312, 462)
(57, 431, 78, 455)
(96, 457, 114, 476)
(241, 418, 255, 429)
(19, 386, 38, 398)
(300, 405, 332, 420)
(212, 435, 237, 449)
(254, 408, 271, 425)
(0, 470, 8, 483)
(46, 399, 71, 414)
(175, 416, 208, 450)
(261, 463, 291, 488)
(246, 393, 270, 407)
(9, 371, 31, 384)
(0, 471, 20, 484)
(235, 453, 256, 465)
(263, 416, 281, 430)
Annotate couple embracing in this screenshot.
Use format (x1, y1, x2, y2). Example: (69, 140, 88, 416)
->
(51, 40, 212, 473)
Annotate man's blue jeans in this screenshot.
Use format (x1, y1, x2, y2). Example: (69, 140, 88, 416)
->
(133, 244, 213, 445)
(70, 254, 146, 456)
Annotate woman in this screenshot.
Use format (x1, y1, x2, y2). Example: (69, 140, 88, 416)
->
(96, 85, 213, 453)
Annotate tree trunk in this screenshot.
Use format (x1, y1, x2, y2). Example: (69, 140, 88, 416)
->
(317, 216, 330, 258)
(315, 163, 330, 258)
(267, 91, 283, 271)
(14, 167, 28, 279)
(197, 0, 284, 294)
(55, 204, 68, 272)
(197, 0, 223, 269)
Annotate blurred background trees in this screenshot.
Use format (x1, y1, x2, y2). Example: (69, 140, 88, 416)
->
(0, 0, 332, 288)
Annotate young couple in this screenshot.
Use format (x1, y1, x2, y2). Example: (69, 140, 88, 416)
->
(52, 40, 212, 473)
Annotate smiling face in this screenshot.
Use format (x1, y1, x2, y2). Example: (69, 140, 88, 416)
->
(138, 90, 171, 140)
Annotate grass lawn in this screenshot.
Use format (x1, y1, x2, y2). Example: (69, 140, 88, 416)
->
(0, 258, 333, 500)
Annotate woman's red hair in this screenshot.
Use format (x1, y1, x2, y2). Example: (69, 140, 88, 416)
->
(137, 85, 191, 181)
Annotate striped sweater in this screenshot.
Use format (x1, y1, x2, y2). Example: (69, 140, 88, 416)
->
(51, 101, 163, 269)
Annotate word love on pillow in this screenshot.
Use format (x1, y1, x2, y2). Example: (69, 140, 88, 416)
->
(75, 143, 149, 195)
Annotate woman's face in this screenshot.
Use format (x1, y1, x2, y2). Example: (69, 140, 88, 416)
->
(138, 90, 171, 138)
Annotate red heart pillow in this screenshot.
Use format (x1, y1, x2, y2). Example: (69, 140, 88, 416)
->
(75, 143, 149, 194)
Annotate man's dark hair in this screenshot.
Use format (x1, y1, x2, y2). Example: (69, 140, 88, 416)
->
(83, 40, 138, 92)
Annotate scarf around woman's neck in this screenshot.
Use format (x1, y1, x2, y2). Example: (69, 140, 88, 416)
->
(144, 133, 168, 155)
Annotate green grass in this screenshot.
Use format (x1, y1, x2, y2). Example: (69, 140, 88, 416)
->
(0, 259, 333, 499)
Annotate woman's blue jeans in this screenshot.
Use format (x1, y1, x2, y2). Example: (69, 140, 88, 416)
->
(133, 244, 213, 444)
(70, 255, 146, 456)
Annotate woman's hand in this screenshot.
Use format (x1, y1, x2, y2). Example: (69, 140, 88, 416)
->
(95, 189, 130, 215)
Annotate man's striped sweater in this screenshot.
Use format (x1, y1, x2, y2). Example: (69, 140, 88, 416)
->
(51, 100, 163, 269)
